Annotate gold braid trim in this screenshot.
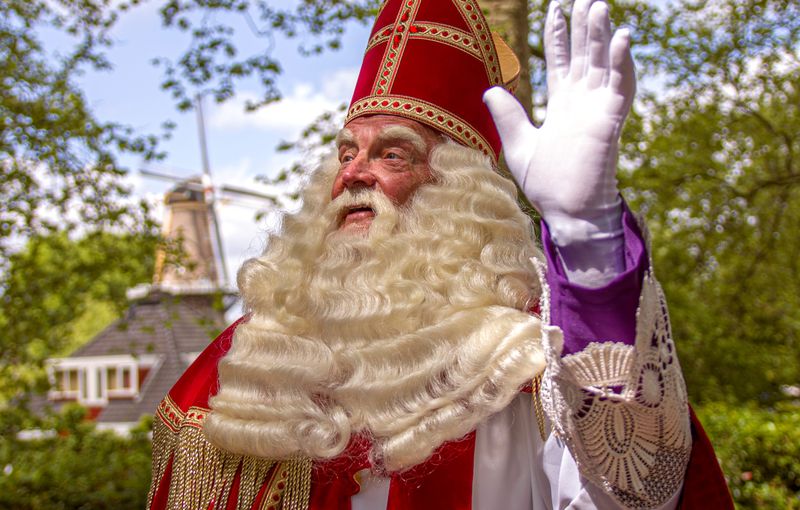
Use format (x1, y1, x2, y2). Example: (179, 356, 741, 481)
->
(453, 0, 502, 86)
(147, 397, 312, 510)
(282, 458, 313, 510)
(531, 373, 547, 441)
(347, 95, 494, 159)
(366, 22, 483, 61)
(146, 418, 176, 509)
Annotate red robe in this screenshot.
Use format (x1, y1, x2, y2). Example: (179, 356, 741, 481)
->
(147, 319, 733, 510)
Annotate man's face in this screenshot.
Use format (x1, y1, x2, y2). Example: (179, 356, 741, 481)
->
(332, 115, 440, 233)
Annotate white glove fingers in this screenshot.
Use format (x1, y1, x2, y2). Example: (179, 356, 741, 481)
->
(544, 1, 570, 89)
(609, 28, 636, 111)
(586, 1, 612, 89)
(569, 0, 595, 79)
(483, 86, 536, 180)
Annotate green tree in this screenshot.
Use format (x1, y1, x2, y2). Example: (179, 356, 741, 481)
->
(0, 1, 167, 262)
(154, 0, 379, 111)
(0, 231, 158, 403)
(619, 0, 800, 404)
(0, 232, 159, 510)
(613, 2, 800, 501)
(0, 405, 153, 510)
(696, 402, 800, 509)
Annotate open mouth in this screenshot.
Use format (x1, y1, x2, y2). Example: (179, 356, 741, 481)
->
(339, 204, 375, 229)
(347, 205, 374, 215)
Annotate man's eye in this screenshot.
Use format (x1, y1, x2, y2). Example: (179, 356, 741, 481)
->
(385, 152, 401, 160)
(341, 154, 354, 163)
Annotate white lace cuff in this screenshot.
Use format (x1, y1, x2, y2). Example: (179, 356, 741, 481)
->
(533, 254, 692, 509)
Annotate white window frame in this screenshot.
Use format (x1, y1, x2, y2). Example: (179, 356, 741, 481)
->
(47, 354, 159, 406)
(49, 367, 82, 400)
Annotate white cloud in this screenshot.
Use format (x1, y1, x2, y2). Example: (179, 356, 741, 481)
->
(216, 157, 255, 186)
(208, 86, 328, 133)
(217, 200, 268, 283)
(208, 68, 359, 136)
(321, 68, 361, 99)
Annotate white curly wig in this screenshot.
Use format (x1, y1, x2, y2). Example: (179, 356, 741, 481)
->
(205, 139, 545, 472)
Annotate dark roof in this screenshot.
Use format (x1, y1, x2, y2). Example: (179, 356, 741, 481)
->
(73, 293, 224, 358)
(39, 292, 230, 425)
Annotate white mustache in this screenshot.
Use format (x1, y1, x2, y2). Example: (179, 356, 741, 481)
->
(325, 188, 397, 223)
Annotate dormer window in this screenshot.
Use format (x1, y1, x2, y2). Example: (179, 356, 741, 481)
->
(47, 355, 159, 405)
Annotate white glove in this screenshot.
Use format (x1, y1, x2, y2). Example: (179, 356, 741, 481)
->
(483, 0, 636, 286)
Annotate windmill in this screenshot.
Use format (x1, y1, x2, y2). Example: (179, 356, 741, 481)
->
(129, 94, 276, 303)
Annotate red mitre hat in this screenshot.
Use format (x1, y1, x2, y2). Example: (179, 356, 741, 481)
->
(346, 0, 520, 162)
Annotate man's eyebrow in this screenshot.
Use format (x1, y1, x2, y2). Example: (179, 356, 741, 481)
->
(336, 128, 356, 149)
(375, 126, 427, 155)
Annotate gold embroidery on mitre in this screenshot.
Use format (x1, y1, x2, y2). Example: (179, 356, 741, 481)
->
(348, 95, 494, 159)
(366, 25, 393, 52)
(147, 396, 312, 510)
(406, 22, 483, 59)
(372, 0, 422, 96)
(366, 22, 483, 62)
(366, 0, 510, 89)
(453, 0, 503, 86)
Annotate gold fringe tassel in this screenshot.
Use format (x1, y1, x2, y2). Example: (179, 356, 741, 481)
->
(282, 457, 313, 510)
(147, 399, 311, 509)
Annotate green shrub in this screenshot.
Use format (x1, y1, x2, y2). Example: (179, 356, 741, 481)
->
(697, 402, 800, 509)
(3, 401, 800, 509)
(0, 405, 152, 510)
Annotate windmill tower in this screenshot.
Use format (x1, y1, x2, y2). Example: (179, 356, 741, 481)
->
(154, 178, 221, 288)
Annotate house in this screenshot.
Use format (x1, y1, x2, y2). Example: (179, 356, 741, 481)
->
(41, 179, 237, 433)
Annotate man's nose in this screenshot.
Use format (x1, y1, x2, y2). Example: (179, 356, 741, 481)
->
(340, 154, 377, 190)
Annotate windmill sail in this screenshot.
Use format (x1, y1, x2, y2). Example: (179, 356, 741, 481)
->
(195, 95, 230, 288)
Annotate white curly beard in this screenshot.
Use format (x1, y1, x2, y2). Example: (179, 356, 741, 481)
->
(205, 142, 546, 471)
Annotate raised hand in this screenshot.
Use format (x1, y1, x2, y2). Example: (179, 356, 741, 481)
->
(484, 0, 635, 245)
